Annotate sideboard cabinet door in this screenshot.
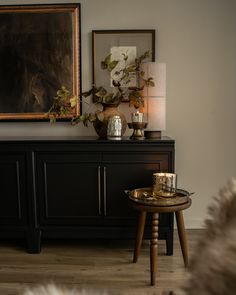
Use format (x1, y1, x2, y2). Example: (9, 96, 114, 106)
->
(103, 152, 170, 226)
(0, 153, 28, 227)
(36, 152, 103, 226)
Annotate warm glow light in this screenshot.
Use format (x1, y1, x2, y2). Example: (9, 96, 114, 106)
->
(146, 97, 166, 131)
(141, 62, 167, 132)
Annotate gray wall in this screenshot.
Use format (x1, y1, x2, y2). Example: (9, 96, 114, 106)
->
(1, 0, 236, 228)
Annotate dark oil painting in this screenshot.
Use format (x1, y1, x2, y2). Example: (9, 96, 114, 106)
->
(0, 4, 80, 120)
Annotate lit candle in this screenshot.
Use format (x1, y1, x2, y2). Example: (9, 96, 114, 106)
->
(131, 110, 144, 123)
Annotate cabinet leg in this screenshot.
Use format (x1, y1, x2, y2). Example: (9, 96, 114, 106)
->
(133, 211, 146, 263)
(166, 231, 174, 256)
(150, 212, 159, 286)
(175, 211, 188, 267)
(26, 229, 42, 254)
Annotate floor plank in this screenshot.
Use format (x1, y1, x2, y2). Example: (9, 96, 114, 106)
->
(0, 230, 203, 295)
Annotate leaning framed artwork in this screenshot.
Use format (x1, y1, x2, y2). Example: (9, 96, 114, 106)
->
(92, 29, 155, 102)
(0, 4, 81, 120)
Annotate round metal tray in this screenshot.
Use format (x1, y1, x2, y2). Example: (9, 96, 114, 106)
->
(125, 187, 194, 207)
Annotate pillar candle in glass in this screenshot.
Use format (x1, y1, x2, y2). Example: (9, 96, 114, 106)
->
(131, 110, 144, 123)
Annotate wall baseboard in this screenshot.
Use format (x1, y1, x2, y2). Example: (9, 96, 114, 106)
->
(174, 218, 205, 229)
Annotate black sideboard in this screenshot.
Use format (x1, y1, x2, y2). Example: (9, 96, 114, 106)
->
(0, 136, 175, 254)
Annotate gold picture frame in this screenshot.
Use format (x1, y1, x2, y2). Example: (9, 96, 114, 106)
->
(0, 4, 81, 120)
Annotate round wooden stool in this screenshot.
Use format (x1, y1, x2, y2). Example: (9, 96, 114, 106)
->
(127, 187, 192, 286)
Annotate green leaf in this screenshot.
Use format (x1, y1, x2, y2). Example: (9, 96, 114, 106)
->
(104, 93, 114, 103)
(95, 87, 107, 98)
(87, 113, 95, 122)
(126, 64, 137, 72)
(79, 114, 86, 121)
(112, 80, 120, 87)
(104, 54, 112, 64)
(101, 54, 112, 69)
(70, 96, 78, 108)
(149, 81, 155, 87)
(108, 60, 119, 71)
(122, 53, 128, 61)
(82, 89, 93, 97)
(101, 61, 107, 69)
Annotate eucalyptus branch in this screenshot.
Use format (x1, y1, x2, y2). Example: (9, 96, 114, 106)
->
(46, 49, 154, 125)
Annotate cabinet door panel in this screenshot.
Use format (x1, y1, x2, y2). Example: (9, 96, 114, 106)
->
(36, 153, 102, 225)
(104, 153, 170, 225)
(0, 154, 27, 225)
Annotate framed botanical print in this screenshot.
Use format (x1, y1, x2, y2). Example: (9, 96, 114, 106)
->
(0, 4, 81, 120)
(92, 29, 155, 102)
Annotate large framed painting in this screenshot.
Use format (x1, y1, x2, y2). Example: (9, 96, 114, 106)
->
(0, 4, 81, 120)
(92, 29, 155, 102)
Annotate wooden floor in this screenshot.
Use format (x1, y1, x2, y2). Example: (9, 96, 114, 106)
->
(0, 230, 203, 295)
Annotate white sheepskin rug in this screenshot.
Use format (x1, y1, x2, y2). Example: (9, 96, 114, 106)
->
(183, 177, 236, 295)
(22, 285, 108, 295)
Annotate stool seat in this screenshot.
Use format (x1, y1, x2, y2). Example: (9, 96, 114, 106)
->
(126, 187, 192, 286)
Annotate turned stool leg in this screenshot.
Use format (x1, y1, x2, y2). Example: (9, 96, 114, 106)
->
(175, 210, 188, 267)
(133, 211, 146, 263)
(150, 212, 159, 286)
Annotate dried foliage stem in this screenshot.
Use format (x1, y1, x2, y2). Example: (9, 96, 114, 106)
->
(46, 50, 154, 126)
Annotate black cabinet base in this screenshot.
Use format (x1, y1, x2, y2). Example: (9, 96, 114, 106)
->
(27, 226, 173, 255)
(26, 229, 42, 254)
(165, 231, 174, 255)
(0, 226, 173, 255)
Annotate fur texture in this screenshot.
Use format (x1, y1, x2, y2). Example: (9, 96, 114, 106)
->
(184, 177, 236, 295)
(22, 285, 108, 295)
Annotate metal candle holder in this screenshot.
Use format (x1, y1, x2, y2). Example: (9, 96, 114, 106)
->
(128, 122, 148, 140)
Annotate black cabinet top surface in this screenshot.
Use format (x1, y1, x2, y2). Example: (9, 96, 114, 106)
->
(0, 136, 174, 144)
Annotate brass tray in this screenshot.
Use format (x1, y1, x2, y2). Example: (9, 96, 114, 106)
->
(125, 187, 194, 207)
